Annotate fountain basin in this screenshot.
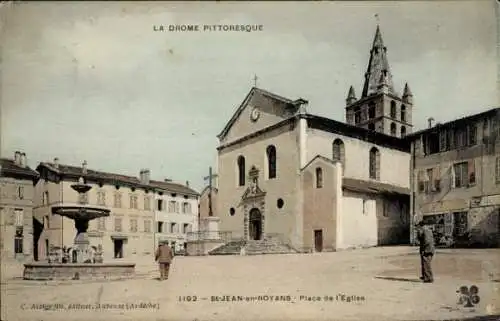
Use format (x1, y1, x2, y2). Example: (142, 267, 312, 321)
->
(23, 263, 135, 281)
(51, 205, 110, 220)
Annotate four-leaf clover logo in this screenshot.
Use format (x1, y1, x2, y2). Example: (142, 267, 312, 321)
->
(457, 285, 480, 307)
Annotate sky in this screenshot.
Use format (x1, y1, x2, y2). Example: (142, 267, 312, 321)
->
(1, 1, 498, 192)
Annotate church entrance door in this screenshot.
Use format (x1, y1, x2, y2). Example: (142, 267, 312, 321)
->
(249, 208, 262, 240)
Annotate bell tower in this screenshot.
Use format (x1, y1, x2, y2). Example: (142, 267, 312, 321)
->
(345, 25, 413, 137)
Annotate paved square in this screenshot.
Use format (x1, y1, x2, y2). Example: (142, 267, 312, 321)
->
(2, 247, 499, 321)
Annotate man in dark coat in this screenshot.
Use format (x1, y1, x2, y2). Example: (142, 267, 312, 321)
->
(416, 221, 435, 283)
(155, 242, 174, 280)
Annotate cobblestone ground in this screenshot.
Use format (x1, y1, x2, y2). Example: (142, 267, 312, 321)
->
(2, 247, 499, 321)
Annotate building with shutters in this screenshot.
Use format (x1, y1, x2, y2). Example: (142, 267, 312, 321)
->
(406, 107, 500, 247)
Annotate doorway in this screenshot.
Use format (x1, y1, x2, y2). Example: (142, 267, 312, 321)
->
(249, 208, 262, 240)
(314, 230, 323, 252)
(113, 239, 124, 258)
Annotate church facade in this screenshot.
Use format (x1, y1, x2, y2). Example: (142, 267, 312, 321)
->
(215, 26, 413, 252)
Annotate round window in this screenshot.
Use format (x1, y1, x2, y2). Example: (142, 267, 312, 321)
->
(277, 198, 284, 209)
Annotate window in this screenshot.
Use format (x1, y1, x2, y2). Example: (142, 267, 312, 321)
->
(144, 220, 151, 233)
(42, 191, 49, 205)
(368, 103, 376, 119)
(14, 209, 23, 227)
(390, 101, 396, 118)
(14, 237, 23, 254)
(401, 126, 406, 137)
(144, 196, 151, 210)
(170, 223, 177, 233)
(130, 219, 138, 232)
(369, 147, 380, 180)
(401, 105, 406, 122)
(390, 122, 396, 136)
(266, 145, 277, 179)
(496, 157, 500, 184)
(424, 132, 440, 155)
(439, 130, 448, 152)
(426, 168, 433, 193)
(97, 191, 106, 206)
(237, 156, 246, 186)
(417, 170, 425, 193)
(383, 201, 389, 217)
(98, 217, 106, 231)
(17, 186, 24, 200)
(168, 201, 177, 213)
(157, 221, 164, 233)
(157, 199, 163, 211)
(114, 218, 122, 232)
(455, 128, 467, 148)
(183, 223, 190, 234)
(182, 202, 191, 214)
(362, 199, 367, 215)
(354, 107, 361, 124)
(453, 161, 474, 188)
(467, 124, 477, 146)
(129, 194, 138, 209)
(114, 193, 122, 208)
(44, 215, 49, 228)
(315, 167, 323, 188)
(332, 139, 345, 168)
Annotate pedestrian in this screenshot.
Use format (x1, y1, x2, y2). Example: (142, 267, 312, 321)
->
(416, 221, 435, 283)
(155, 241, 174, 281)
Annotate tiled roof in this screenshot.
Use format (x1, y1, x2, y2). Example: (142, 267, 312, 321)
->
(0, 158, 39, 179)
(37, 162, 199, 196)
(343, 177, 410, 196)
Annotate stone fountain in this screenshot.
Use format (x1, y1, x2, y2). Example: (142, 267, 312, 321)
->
(23, 175, 136, 281)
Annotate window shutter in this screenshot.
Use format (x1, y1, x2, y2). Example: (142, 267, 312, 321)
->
(468, 160, 476, 186)
(450, 165, 456, 189)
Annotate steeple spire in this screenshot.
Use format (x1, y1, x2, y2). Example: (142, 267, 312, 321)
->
(346, 85, 357, 105)
(402, 82, 413, 104)
(361, 25, 395, 98)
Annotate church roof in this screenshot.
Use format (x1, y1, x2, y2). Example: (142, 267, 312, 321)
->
(343, 177, 410, 196)
(217, 87, 308, 140)
(361, 25, 396, 98)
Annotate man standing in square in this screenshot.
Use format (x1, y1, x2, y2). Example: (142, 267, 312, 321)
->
(416, 221, 435, 283)
(155, 241, 174, 280)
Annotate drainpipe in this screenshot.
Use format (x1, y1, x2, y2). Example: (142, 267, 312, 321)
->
(409, 140, 417, 245)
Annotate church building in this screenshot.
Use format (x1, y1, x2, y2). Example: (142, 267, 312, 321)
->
(214, 26, 413, 252)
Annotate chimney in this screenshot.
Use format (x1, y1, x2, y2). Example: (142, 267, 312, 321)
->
(53, 157, 59, 169)
(14, 151, 21, 165)
(142, 169, 150, 184)
(82, 160, 88, 174)
(139, 169, 144, 182)
(20, 152, 27, 168)
(427, 117, 435, 129)
(164, 178, 172, 182)
(185, 181, 189, 187)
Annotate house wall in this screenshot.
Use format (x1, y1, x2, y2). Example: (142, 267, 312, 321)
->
(411, 113, 500, 247)
(0, 177, 35, 261)
(340, 190, 378, 249)
(154, 192, 199, 252)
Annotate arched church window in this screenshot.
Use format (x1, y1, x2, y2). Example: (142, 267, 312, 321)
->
(368, 103, 376, 119)
(266, 145, 277, 179)
(237, 156, 245, 186)
(316, 167, 323, 188)
(390, 101, 397, 119)
(401, 105, 406, 122)
(354, 107, 361, 124)
(332, 139, 345, 170)
(369, 147, 380, 180)
(390, 122, 397, 136)
(401, 126, 407, 137)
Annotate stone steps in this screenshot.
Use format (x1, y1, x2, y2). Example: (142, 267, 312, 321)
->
(209, 239, 297, 256)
